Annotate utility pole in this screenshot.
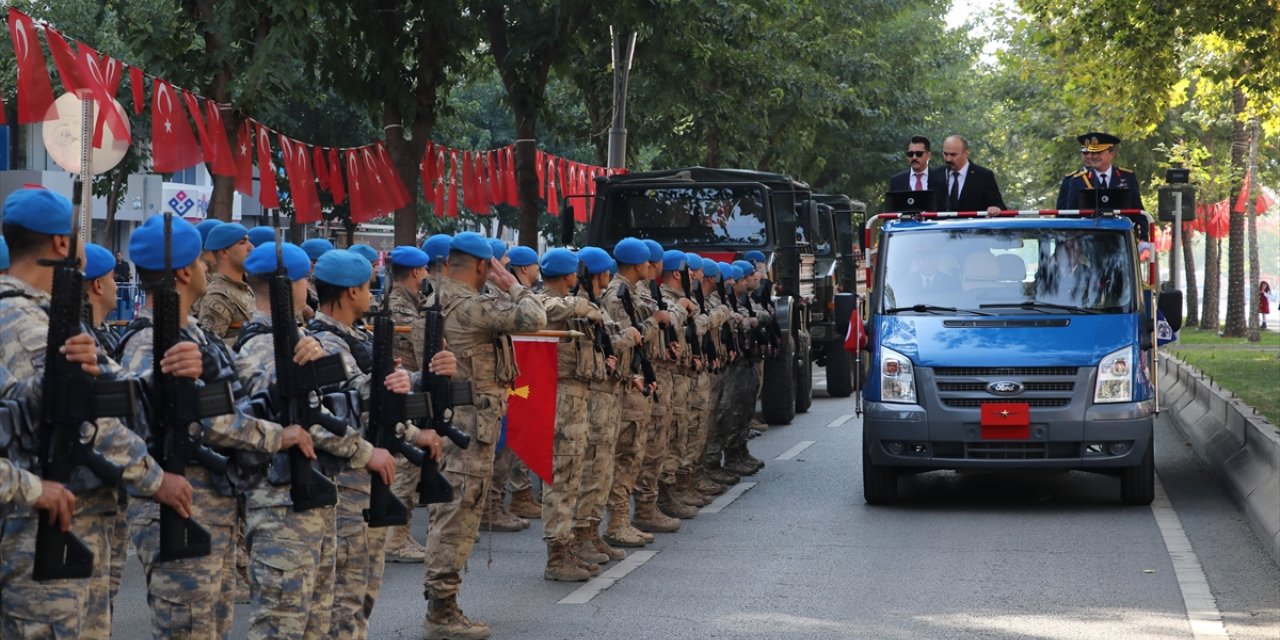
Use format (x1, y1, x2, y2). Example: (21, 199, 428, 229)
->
(606, 28, 637, 170)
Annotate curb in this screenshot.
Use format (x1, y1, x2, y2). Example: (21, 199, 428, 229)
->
(1158, 354, 1280, 568)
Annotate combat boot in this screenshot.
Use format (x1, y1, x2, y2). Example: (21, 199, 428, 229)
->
(694, 471, 728, 496)
(572, 527, 610, 564)
(508, 488, 542, 520)
(707, 462, 740, 486)
(632, 499, 680, 533)
(567, 542, 601, 576)
(386, 525, 426, 563)
(658, 484, 699, 519)
(479, 491, 526, 532)
(675, 472, 713, 507)
(544, 542, 592, 582)
(585, 526, 626, 561)
(424, 594, 491, 640)
(603, 512, 648, 548)
(723, 451, 759, 476)
(738, 447, 765, 471)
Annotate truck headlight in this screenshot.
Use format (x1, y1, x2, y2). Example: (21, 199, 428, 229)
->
(1094, 346, 1133, 404)
(880, 346, 916, 404)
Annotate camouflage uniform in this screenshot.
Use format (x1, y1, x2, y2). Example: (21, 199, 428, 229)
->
(0, 458, 41, 508)
(539, 291, 597, 550)
(683, 293, 728, 487)
(636, 283, 692, 508)
(118, 307, 284, 640)
(197, 272, 255, 350)
(416, 277, 545, 601)
(235, 311, 378, 640)
(719, 290, 770, 457)
(386, 284, 424, 535)
(0, 276, 167, 640)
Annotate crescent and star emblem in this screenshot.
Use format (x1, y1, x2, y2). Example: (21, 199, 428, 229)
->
(156, 82, 174, 133)
(14, 18, 29, 61)
(999, 409, 1010, 418)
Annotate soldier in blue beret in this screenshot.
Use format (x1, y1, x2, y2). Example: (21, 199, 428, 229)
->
(196, 218, 224, 244)
(198, 222, 257, 348)
(743, 250, 765, 265)
(488, 239, 509, 265)
(539, 247, 579, 279)
(247, 226, 275, 247)
(205, 222, 250, 253)
(348, 243, 380, 266)
(422, 234, 453, 266)
(301, 238, 334, 262)
(83, 242, 123, 360)
(641, 239, 663, 264)
(0, 236, 9, 273)
(613, 238, 650, 266)
(298, 238, 334, 320)
(506, 246, 541, 292)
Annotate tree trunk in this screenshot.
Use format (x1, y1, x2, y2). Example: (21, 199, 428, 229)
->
(1245, 118, 1261, 342)
(1182, 225, 1199, 327)
(383, 104, 428, 247)
(514, 125, 540, 249)
(1223, 86, 1249, 337)
(1201, 236, 1220, 331)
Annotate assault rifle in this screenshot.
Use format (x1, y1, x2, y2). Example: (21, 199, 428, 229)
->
(33, 180, 130, 581)
(576, 263, 615, 376)
(420, 269, 472, 454)
(647, 279, 679, 356)
(264, 235, 347, 512)
(678, 267, 703, 368)
(617, 283, 657, 401)
(150, 213, 236, 562)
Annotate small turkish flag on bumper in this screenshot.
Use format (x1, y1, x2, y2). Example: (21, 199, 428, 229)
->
(980, 402, 1030, 440)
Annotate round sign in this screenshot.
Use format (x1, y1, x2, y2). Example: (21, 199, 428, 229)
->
(42, 92, 130, 176)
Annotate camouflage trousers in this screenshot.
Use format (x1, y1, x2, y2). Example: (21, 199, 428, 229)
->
(244, 483, 337, 640)
(607, 388, 652, 519)
(636, 365, 688, 502)
(424, 392, 502, 600)
(0, 513, 85, 639)
(391, 453, 423, 512)
(129, 467, 238, 640)
(678, 371, 714, 473)
(77, 489, 118, 640)
(660, 370, 696, 479)
(702, 374, 728, 465)
(717, 362, 760, 452)
(330, 474, 389, 640)
(489, 446, 533, 503)
(108, 491, 128, 614)
(542, 381, 589, 543)
(573, 381, 621, 527)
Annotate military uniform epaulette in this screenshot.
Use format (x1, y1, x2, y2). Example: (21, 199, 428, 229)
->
(1067, 169, 1088, 178)
(1116, 166, 1134, 173)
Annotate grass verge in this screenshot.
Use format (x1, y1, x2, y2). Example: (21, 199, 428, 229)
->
(1168, 347, 1280, 427)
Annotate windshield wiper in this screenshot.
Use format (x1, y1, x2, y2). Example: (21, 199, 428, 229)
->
(979, 302, 1102, 314)
(885, 305, 992, 316)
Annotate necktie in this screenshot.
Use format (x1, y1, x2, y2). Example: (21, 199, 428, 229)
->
(1099, 173, 1108, 189)
(914, 173, 924, 191)
(949, 171, 960, 209)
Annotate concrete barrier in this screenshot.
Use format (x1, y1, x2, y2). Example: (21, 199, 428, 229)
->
(1159, 354, 1280, 567)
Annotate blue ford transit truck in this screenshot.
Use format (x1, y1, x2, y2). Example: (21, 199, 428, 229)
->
(858, 209, 1182, 505)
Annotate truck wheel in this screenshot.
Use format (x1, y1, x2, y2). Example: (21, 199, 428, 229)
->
(825, 343, 853, 398)
(862, 434, 899, 505)
(1120, 438, 1155, 506)
(761, 335, 797, 425)
(795, 334, 813, 414)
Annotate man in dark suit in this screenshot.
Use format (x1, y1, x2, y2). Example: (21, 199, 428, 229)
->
(889, 135, 947, 201)
(932, 135, 1006, 213)
(1056, 132, 1145, 210)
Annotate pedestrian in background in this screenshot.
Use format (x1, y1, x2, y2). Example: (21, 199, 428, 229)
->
(1261, 280, 1274, 330)
(114, 250, 133, 319)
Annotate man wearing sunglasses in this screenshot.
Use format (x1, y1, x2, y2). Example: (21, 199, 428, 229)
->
(890, 136, 946, 199)
(1056, 132, 1145, 210)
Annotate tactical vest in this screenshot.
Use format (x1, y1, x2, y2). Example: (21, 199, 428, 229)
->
(441, 295, 519, 390)
(306, 318, 374, 374)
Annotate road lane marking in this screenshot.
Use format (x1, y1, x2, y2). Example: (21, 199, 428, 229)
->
(825, 414, 854, 428)
(1151, 476, 1229, 639)
(558, 550, 658, 604)
(701, 481, 757, 514)
(775, 440, 816, 461)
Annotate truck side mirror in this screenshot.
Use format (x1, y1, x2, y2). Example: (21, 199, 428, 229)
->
(1158, 290, 1183, 333)
(560, 205, 575, 247)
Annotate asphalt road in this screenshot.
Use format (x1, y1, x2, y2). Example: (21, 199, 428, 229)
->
(112, 374, 1280, 639)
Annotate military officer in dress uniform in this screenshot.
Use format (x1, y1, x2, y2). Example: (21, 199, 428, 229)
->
(1057, 132, 1145, 211)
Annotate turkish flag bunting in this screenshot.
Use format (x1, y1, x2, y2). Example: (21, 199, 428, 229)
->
(280, 135, 321, 223)
(8, 8, 55, 124)
(1258, 188, 1275, 213)
(546, 158, 559, 216)
(181, 90, 215, 170)
(202, 100, 237, 177)
(357, 145, 392, 218)
(504, 337, 560, 483)
(504, 147, 518, 206)
(486, 151, 500, 208)
(489, 150, 504, 205)
(129, 66, 144, 114)
(478, 153, 493, 210)
(42, 28, 87, 94)
(151, 78, 203, 173)
(536, 150, 546, 199)
(420, 142, 436, 199)
(344, 149, 368, 221)
(1234, 170, 1251, 214)
(255, 122, 280, 208)
(313, 146, 330, 194)
(328, 148, 345, 205)
(447, 151, 460, 218)
(432, 149, 446, 217)
(233, 120, 254, 196)
(461, 151, 475, 213)
(76, 45, 128, 147)
(374, 142, 411, 211)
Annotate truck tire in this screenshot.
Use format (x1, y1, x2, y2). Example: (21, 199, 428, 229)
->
(1120, 438, 1155, 506)
(795, 334, 813, 414)
(825, 342, 854, 398)
(862, 434, 899, 505)
(761, 335, 797, 425)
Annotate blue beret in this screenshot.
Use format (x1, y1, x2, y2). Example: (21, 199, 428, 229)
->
(450, 232, 492, 260)
(84, 243, 115, 280)
(205, 222, 249, 252)
(662, 249, 687, 272)
(701, 260, 721, 280)
(0, 236, 8, 270)
(642, 239, 664, 263)
(245, 242, 312, 281)
(718, 262, 736, 280)
(248, 226, 276, 247)
(4, 188, 72, 235)
(422, 234, 453, 262)
(389, 245, 430, 268)
(130, 215, 202, 270)
(195, 219, 223, 246)
(314, 250, 373, 288)
(300, 238, 334, 261)
(730, 265, 744, 281)
(540, 248, 579, 278)
(733, 260, 755, 277)
(348, 244, 379, 265)
(507, 246, 538, 267)
(578, 247, 612, 275)
(744, 250, 766, 263)
(613, 238, 649, 265)
(487, 239, 508, 260)
(610, 260, 618, 275)
(684, 252, 704, 271)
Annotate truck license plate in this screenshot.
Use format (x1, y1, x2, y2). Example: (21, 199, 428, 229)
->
(980, 402, 1031, 440)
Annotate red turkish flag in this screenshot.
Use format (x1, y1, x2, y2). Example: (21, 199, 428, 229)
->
(358, 145, 393, 217)
(329, 148, 346, 205)
(42, 28, 88, 94)
(151, 78, 204, 173)
(313, 146, 330, 194)
(536, 150, 546, 199)
(255, 122, 279, 208)
(546, 158, 559, 216)
(843, 307, 868, 352)
(432, 148, 446, 217)
(202, 100, 237, 177)
(280, 135, 321, 223)
(504, 147, 518, 206)
(129, 66, 144, 114)
(420, 142, 436, 199)
(76, 45, 128, 147)
(182, 90, 214, 165)
(1257, 188, 1275, 213)
(374, 142, 411, 211)
(1234, 170, 1251, 214)
(8, 8, 55, 124)
(447, 151, 460, 218)
(504, 336, 560, 483)
(344, 149, 368, 221)
(233, 120, 254, 196)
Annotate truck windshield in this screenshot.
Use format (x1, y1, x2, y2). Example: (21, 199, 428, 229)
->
(601, 185, 768, 247)
(879, 227, 1134, 314)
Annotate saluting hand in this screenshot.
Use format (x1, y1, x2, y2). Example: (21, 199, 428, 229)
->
(486, 258, 518, 292)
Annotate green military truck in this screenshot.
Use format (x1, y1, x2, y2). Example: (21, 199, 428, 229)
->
(809, 194, 866, 399)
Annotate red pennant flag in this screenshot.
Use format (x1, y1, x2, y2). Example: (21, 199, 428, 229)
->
(151, 78, 204, 173)
(129, 66, 144, 114)
(1234, 170, 1252, 214)
(504, 147, 519, 206)
(8, 8, 55, 124)
(280, 136, 321, 223)
(358, 146, 393, 216)
(536, 151, 546, 199)
(374, 142, 412, 211)
(546, 158, 559, 216)
(504, 336, 560, 483)
(202, 100, 237, 177)
(1208, 200, 1230, 238)
(255, 122, 280, 208)
(296, 142, 323, 222)
(432, 149, 446, 217)
(313, 146, 330, 194)
(233, 120, 254, 196)
(478, 153, 493, 210)
(42, 28, 88, 94)
(76, 45, 128, 147)
(462, 151, 478, 213)
(844, 307, 868, 352)
(421, 142, 436, 204)
(1258, 188, 1275, 213)
(344, 149, 369, 221)
(182, 90, 214, 166)
(447, 151, 461, 218)
(329, 148, 346, 205)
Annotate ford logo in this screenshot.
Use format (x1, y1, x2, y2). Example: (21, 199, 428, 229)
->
(987, 381, 1024, 396)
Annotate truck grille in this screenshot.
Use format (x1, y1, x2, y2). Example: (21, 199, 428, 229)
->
(932, 367, 1080, 409)
(940, 398, 1071, 408)
(934, 367, 1077, 377)
(932, 441, 1081, 460)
